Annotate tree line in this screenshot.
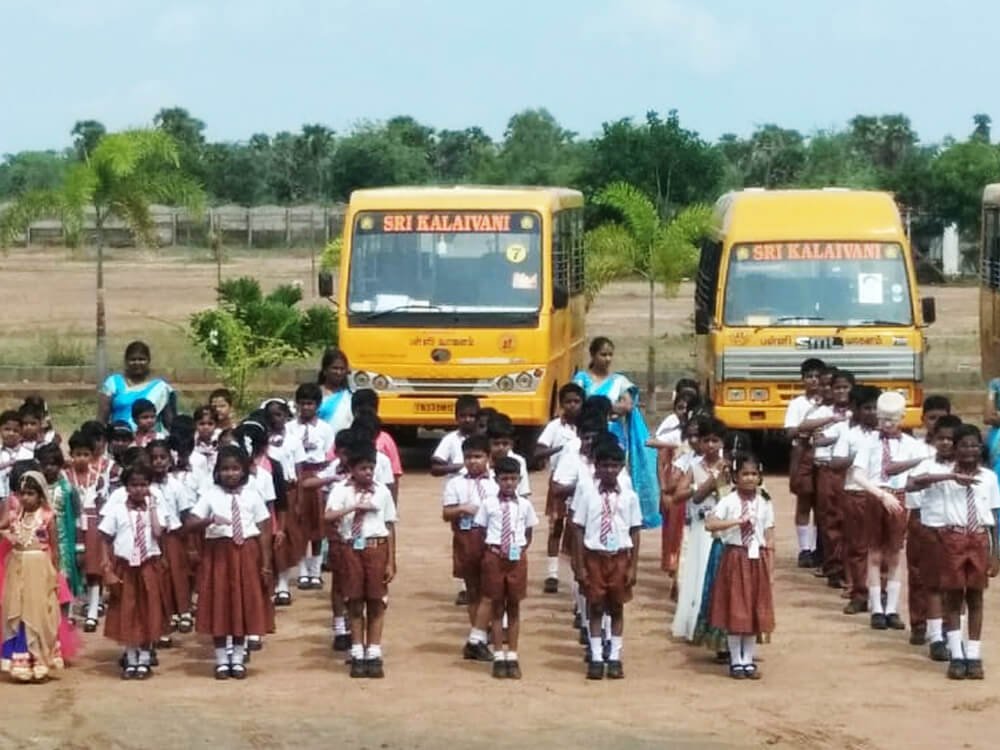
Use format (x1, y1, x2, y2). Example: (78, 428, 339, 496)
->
(2, 107, 998, 233)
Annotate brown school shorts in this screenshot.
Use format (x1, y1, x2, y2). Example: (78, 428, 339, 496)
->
(937, 528, 990, 591)
(480, 546, 528, 603)
(865, 491, 908, 552)
(583, 549, 633, 606)
(916, 521, 942, 591)
(339, 539, 390, 602)
(452, 526, 486, 582)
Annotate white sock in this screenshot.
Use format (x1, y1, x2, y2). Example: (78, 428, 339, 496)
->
(469, 628, 487, 645)
(502, 611, 509, 629)
(946, 630, 964, 659)
(248, 635, 262, 645)
(868, 586, 884, 614)
(126, 647, 139, 666)
(727, 635, 742, 666)
(138, 649, 151, 666)
(214, 647, 228, 665)
(741, 635, 756, 666)
(609, 635, 623, 662)
(796, 526, 810, 552)
(546, 556, 559, 579)
(276, 571, 290, 594)
(225, 635, 234, 653)
(455, 577, 466, 593)
(961, 613, 968, 637)
(311, 555, 324, 578)
(601, 613, 612, 640)
(298, 558, 310, 579)
(366, 644, 382, 659)
(350, 643, 364, 660)
(966, 640, 982, 660)
(87, 585, 101, 619)
(494, 651, 505, 663)
(333, 617, 348, 636)
(577, 593, 588, 621)
(884, 580, 902, 614)
(926, 618, 943, 643)
(232, 643, 246, 666)
(589, 636, 604, 662)
(506, 651, 518, 661)
(807, 525, 817, 550)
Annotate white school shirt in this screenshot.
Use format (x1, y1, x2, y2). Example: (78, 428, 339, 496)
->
(268, 429, 306, 483)
(191, 484, 271, 540)
(833, 425, 876, 491)
(537, 418, 578, 473)
(321, 454, 394, 487)
(784, 394, 822, 430)
(0, 444, 33, 498)
(553, 446, 633, 512)
(251, 464, 278, 504)
(912, 464, 1000, 528)
(509, 451, 531, 496)
(287, 419, 335, 466)
(431, 430, 469, 471)
(654, 413, 684, 447)
(903, 442, 936, 509)
(711, 491, 775, 558)
(100, 485, 168, 517)
(474, 494, 538, 548)
(813, 408, 851, 463)
(442, 473, 498, 522)
(98, 502, 173, 564)
(326, 482, 398, 542)
(852, 431, 923, 491)
(153, 474, 196, 520)
(572, 481, 642, 552)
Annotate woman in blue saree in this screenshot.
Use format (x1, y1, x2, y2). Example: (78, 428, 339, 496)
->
(97, 341, 176, 430)
(573, 336, 661, 528)
(316, 347, 353, 434)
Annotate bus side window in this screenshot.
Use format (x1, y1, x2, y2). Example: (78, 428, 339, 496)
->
(988, 208, 1000, 289)
(695, 240, 722, 333)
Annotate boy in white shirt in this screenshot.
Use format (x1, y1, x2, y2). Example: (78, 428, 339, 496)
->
(474, 456, 538, 679)
(486, 412, 531, 497)
(535, 382, 584, 595)
(784, 358, 827, 568)
(573, 443, 641, 680)
(849, 391, 924, 630)
(812, 369, 853, 588)
(431, 395, 481, 478)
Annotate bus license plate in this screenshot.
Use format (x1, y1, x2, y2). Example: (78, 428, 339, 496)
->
(413, 401, 453, 414)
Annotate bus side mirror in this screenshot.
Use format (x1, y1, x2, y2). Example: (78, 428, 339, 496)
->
(318, 271, 334, 299)
(553, 285, 569, 310)
(921, 296, 936, 325)
(695, 306, 711, 334)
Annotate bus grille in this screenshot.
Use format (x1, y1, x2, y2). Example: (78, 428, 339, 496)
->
(719, 347, 920, 381)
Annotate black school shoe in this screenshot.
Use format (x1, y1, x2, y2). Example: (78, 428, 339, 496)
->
(455, 590, 469, 606)
(605, 660, 624, 679)
(333, 634, 352, 652)
(492, 660, 507, 679)
(870, 613, 888, 630)
(929, 641, 950, 662)
(909, 625, 926, 646)
(966, 659, 984, 680)
(463, 641, 494, 662)
(586, 660, 605, 680)
(350, 658, 367, 678)
(366, 658, 385, 679)
(796, 551, 814, 569)
(843, 599, 868, 615)
(885, 614, 905, 630)
(507, 660, 522, 679)
(947, 659, 968, 680)
(543, 577, 559, 594)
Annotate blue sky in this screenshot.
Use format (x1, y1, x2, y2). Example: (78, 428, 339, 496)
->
(0, 0, 991, 153)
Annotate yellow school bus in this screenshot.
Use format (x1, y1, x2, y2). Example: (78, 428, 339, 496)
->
(980, 184, 1000, 378)
(333, 186, 586, 437)
(694, 188, 935, 431)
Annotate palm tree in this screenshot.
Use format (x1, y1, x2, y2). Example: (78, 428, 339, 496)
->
(0, 129, 204, 380)
(586, 182, 714, 412)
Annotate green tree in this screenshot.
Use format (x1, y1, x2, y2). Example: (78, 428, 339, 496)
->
(70, 120, 106, 162)
(928, 139, 1000, 231)
(433, 127, 496, 182)
(972, 114, 992, 144)
(587, 182, 713, 411)
(491, 108, 583, 185)
(294, 124, 336, 200)
(0, 129, 205, 379)
(154, 106, 207, 180)
(328, 122, 433, 199)
(0, 151, 69, 198)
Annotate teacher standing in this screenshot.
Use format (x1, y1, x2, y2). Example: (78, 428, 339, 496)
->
(317, 347, 353, 434)
(97, 341, 176, 430)
(573, 336, 661, 528)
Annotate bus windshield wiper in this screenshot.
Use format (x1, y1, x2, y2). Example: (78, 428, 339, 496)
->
(852, 319, 906, 326)
(775, 316, 826, 322)
(363, 303, 445, 321)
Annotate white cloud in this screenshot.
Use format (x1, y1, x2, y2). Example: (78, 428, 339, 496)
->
(581, 0, 755, 76)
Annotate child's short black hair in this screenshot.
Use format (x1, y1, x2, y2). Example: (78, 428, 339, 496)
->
(234, 420, 269, 457)
(295, 382, 324, 404)
(209, 388, 233, 405)
(697, 416, 728, 440)
(108, 421, 134, 441)
(193, 405, 216, 423)
(80, 420, 106, 443)
(352, 408, 382, 439)
(577, 413, 607, 437)
(851, 385, 882, 408)
(486, 413, 516, 440)
(168, 428, 195, 458)
(830, 368, 856, 386)
(732, 451, 763, 476)
(147, 438, 171, 456)
(0, 410, 22, 427)
(131, 399, 156, 420)
(212, 445, 251, 486)
(122, 462, 154, 486)
(461, 434, 491, 455)
(954, 423, 983, 446)
(933, 415, 963, 435)
(558, 382, 585, 403)
(120, 446, 150, 470)
(455, 395, 480, 416)
(476, 406, 497, 421)
(10, 460, 40, 491)
(34, 442, 63, 466)
(68, 430, 97, 454)
(800, 358, 826, 377)
(18, 401, 45, 421)
(334, 428, 354, 451)
(581, 395, 613, 422)
(352, 389, 378, 415)
(347, 445, 377, 468)
(923, 395, 952, 415)
(493, 456, 520, 477)
(593, 442, 626, 465)
(589, 432, 620, 456)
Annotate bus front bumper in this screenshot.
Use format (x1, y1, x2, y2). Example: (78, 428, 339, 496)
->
(375, 393, 552, 428)
(713, 404, 923, 431)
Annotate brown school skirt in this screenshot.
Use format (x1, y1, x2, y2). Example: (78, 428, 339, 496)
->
(662, 501, 686, 574)
(480, 546, 528, 603)
(196, 537, 269, 638)
(789, 442, 816, 498)
(452, 526, 486, 581)
(104, 558, 166, 646)
(583, 549, 633, 606)
(161, 531, 192, 617)
(81, 510, 103, 578)
(865, 491, 908, 552)
(339, 539, 390, 602)
(709, 545, 775, 635)
(274, 482, 307, 572)
(937, 528, 990, 591)
(297, 465, 326, 541)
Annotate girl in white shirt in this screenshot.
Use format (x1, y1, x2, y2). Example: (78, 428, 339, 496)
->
(187, 446, 273, 680)
(705, 453, 775, 680)
(98, 463, 172, 680)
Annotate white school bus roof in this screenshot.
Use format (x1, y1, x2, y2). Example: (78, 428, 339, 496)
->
(347, 185, 584, 212)
(984, 184, 1000, 206)
(714, 188, 905, 243)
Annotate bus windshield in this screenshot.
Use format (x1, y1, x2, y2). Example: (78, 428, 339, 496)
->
(723, 242, 913, 326)
(347, 210, 542, 318)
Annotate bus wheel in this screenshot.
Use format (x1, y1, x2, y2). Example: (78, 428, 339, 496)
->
(516, 426, 545, 472)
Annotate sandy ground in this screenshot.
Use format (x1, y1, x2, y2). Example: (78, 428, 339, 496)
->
(1, 464, 997, 750)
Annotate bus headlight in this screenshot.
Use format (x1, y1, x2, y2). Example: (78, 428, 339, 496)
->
(497, 376, 515, 391)
(727, 388, 746, 402)
(750, 388, 769, 402)
(353, 371, 371, 389)
(514, 372, 534, 390)
(372, 375, 390, 391)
